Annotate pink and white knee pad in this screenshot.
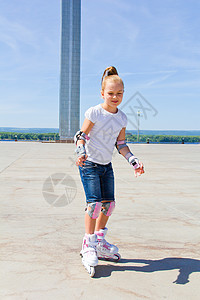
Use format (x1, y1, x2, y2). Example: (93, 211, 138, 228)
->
(86, 201, 115, 219)
(86, 202, 102, 219)
(101, 201, 115, 217)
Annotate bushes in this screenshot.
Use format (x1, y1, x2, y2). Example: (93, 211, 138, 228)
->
(0, 132, 199, 143)
(126, 134, 200, 143)
(0, 132, 59, 141)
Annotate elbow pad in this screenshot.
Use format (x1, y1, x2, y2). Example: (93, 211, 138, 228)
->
(74, 130, 90, 145)
(115, 140, 127, 153)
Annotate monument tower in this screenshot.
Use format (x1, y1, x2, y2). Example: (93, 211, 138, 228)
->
(59, 0, 81, 140)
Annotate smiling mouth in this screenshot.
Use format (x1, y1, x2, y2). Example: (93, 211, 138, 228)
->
(112, 100, 118, 103)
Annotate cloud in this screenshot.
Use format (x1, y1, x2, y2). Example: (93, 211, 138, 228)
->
(0, 15, 39, 51)
(121, 70, 177, 77)
(150, 79, 200, 89)
(145, 73, 176, 87)
(167, 55, 200, 69)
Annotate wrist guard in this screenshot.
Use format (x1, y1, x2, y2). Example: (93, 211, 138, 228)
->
(125, 152, 140, 169)
(76, 144, 86, 157)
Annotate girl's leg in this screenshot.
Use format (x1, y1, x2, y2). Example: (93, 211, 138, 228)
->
(85, 213, 97, 234)
(95, 199, 115, 231)
(78, 161, 102, 234)
(95, 211, 109, 231)
(95, 163, 115, 231)
(85, 201, 110, 233)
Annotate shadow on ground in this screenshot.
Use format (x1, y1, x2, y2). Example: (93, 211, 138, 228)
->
(95, 257, 200, 284)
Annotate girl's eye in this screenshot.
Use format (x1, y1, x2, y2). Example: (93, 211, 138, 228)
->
(108, 93, 113, 96)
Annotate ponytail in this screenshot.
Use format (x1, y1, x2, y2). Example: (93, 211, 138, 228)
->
(101, 66, 118, 83)
(101, 66, 124, 91)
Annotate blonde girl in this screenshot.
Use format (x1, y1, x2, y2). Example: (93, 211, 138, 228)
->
(74, 66, 144, 276)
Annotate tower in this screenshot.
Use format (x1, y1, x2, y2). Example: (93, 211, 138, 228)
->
(59, 0, 81, 140)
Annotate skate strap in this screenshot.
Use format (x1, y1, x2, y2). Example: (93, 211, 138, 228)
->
(125, 152, 140, 169)
(86, 202, 102, 219)
(116, 140, 125, 145)
(74, 130, 90, 144)
(76, 144, 86, 157)
(115, 140, 127, 153)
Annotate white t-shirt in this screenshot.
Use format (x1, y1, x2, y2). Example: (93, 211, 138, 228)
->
(85, 104, 127, 165)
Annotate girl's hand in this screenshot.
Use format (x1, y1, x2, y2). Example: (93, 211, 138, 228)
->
(134, 162, 144, 177)
(76, 155, 88, 167)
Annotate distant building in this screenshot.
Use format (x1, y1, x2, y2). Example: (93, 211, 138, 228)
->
(59, 0, 81, 140)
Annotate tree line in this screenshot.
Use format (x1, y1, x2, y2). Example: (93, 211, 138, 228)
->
(0, 132, 59, 141)
(126, 133, 200, 143)
(0, 132, 199, 143)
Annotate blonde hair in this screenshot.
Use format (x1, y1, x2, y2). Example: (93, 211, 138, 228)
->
(101, 66, 124, 91)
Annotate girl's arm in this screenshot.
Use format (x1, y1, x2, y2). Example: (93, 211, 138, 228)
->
(79, 118, 94, 136)
(75, 118, 94, 167)
(116, 128, 144, 177)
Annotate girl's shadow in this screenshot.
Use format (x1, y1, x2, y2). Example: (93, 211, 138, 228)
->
(95, 257, 200, 284)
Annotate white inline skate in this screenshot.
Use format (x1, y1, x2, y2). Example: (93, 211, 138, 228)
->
(80, 233, 98, 277)
(95, 227, 121, 261)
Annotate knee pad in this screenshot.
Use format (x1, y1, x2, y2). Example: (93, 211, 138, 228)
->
(86, 202, 102, 219)
(101, 201, 115, 216)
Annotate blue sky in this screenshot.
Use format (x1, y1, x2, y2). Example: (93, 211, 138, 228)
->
(0, 0, 200, 130)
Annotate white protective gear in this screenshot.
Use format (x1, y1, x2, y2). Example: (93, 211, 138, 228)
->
(74, 130, 90, 144)
(76, 144, 86, 157)
(95, 227, 120, 261)
(86, 202, 102, 219)
(125, 152, 140, 169)
(115, 140, 127, 153)
(101, 201, 115, 216)
(80, 233, 98, 267)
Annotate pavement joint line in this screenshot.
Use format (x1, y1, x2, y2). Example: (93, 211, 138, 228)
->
(161, 201, 200, 225)
(0, 151, 29, 175)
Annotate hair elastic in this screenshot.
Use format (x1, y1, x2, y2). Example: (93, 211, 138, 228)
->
(104, 70, 110, 77)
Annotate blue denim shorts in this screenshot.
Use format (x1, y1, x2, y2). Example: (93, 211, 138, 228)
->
(79, 160, 115, 203)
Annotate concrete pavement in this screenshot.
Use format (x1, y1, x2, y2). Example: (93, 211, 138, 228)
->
(0, 142, 200, 299)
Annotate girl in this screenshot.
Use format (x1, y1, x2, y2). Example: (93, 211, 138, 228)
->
(74, 66, 144, 276)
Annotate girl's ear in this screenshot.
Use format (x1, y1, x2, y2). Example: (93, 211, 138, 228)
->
(101, 90, 104, 99)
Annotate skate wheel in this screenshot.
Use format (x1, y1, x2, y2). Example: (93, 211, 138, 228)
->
(81, 257, 96, 277)
(90, 266, 95, 277)
(98, 253, 121, 262)
(113, 253, 121, 261)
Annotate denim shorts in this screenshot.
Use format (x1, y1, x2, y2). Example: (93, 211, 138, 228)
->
(79, 160, 115, 203)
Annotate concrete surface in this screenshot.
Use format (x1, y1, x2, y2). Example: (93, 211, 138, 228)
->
(0, 142, 200, 300)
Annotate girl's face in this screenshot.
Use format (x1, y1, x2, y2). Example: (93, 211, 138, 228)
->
(101, 81, 124, 110)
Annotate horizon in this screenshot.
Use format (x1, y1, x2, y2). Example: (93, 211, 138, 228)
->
(1, 127, 200, 132)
